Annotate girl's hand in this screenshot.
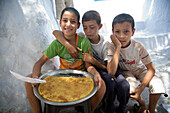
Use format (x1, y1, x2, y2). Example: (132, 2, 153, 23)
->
(31, 74, 39, 87)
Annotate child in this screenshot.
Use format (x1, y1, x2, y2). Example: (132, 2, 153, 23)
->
(24, 7, 106, 113)
(107, 13, 165, 113)
(54, 10, 130, 113)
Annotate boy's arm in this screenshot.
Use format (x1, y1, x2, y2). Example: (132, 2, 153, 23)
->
(85, 62, 103, 90)
(140, 62, 155, 91)
(90, 56, 107, 70)
(83, 47, 104, 89)
(130, 62, 155, 100)
(53, 30, 79, 59)
(82, 48, 107, 70)
(107, 35, 121, 76)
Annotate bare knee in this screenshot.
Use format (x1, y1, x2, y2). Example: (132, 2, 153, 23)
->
(24, 74, 33, 91)
(91, 79, 106, 112)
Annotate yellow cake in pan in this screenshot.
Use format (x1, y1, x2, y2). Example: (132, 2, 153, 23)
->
(38, 76, 94, 103)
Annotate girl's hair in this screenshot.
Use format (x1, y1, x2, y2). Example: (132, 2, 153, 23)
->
(112, 13, 135, 30)
(82, 10, 101, 25)
(60, 7, 80, 24)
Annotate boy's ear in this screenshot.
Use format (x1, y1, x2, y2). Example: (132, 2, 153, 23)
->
(98, 24, 103, 30)
(132, 28, 135, 36)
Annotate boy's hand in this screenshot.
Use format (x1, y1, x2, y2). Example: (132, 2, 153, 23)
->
(87, 65, 102, 90)
(82, 48, 93, 63)
(53, 30, 82, 59)
(66, 44, 82, 59)
(94, 72, 102, 90)
(130, 88, 142, 101)
(110, 34, 121, 48)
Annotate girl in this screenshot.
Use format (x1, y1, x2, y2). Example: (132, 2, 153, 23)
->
(25, 7, 106, 113)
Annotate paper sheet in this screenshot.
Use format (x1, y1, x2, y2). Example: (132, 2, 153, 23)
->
(10, 70, 46, 83)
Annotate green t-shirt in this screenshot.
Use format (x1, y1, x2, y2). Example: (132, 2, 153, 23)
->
(44, 34, 92, 70)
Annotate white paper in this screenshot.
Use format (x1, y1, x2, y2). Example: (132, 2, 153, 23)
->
(10, 70, 46, 83)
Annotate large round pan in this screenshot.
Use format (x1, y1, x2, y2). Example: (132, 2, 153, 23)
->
(33, 69, 98, 106)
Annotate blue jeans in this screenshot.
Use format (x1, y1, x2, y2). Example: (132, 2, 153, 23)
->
(97, 69, 130, 113)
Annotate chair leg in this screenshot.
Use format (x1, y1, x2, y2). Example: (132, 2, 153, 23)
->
(84, 100, 91, 113)
(45, 104, 60, 113)
(44, 100, 91, 113)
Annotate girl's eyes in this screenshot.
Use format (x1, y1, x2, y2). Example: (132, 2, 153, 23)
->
(63, 19, 67, 22)
(62, 19, 76, 24)
(71, 20, 76, 24)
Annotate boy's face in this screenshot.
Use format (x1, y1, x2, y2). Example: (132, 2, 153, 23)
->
(113, 21, 135, 48)
(60, 11, 80, 39)
(83, 20, 102, 41)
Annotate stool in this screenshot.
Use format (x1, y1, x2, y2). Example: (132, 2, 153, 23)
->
(44, 99, 91, 113)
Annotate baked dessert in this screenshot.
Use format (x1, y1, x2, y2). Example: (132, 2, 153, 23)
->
(38, 76, 94, 102)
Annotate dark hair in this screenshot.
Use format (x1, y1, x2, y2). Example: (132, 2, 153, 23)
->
(60, 7, 80, 24)
(112, 13, 135, 30)
(82, 10, 101, 25)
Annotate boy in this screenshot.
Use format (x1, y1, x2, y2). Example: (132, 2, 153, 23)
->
(54, 10, 130, 113)
(24, 7, 106, 113)
(107, 13, 165, 113)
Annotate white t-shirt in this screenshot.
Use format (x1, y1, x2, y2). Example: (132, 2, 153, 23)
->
(91, 35, 109, 64)
(108, 39, 152, 71)
(79, 32, 109, 65)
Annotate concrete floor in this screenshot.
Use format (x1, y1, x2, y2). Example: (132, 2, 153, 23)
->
(45, 92, 169, 113)
(51, 103, 169, 113)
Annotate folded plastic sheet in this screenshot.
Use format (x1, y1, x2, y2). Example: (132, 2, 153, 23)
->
(10, 70, 46, 83)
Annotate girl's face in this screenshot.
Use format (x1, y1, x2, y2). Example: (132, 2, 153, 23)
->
(60, 11, 80, 39)
(113, 21, 135, 48)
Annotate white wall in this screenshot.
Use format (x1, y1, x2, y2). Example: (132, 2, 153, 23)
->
(0, 0, 59, 112)
(144, 0, 170, 34)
